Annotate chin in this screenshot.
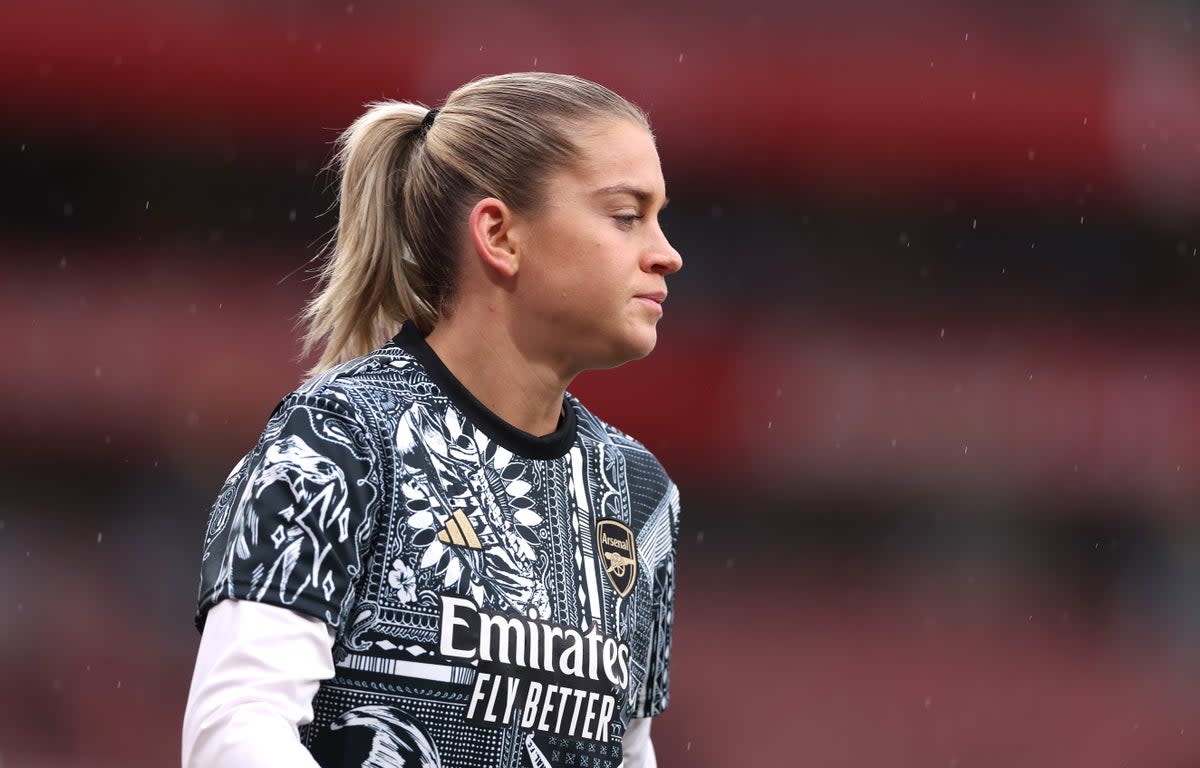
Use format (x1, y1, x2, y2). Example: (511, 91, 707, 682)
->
(606, 330, 658, 369)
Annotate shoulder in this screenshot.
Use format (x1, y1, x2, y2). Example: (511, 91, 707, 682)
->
(567, 393, 677, 489)
(568, 394, 649, 451)
(283, 341, 423, 425)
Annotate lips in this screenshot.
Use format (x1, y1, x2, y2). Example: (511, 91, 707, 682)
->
(635, 290, 667, 304)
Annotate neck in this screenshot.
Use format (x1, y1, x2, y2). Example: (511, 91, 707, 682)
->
(424, 309, 572, 438)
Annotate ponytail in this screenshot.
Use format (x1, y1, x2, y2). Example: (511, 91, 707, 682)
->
(301, 102, 438, 375)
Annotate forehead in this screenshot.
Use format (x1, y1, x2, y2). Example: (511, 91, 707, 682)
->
(559, 119, 665, 198)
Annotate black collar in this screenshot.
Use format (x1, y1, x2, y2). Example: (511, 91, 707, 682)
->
(391, 323, 577, 460)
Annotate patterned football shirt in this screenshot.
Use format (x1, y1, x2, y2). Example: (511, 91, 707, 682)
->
(195, 323, 680, 768)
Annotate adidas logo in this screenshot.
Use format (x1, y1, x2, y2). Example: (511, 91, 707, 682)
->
(436, 509, 482, 550)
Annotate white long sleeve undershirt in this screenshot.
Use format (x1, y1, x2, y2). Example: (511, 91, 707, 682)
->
(182, 599, 657, 767)
(182, 599, 332, 767)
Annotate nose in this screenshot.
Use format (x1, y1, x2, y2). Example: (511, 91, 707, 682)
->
(646, 229, 683, 276)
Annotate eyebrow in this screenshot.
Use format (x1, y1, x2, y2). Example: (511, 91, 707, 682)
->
(594, 184, 669, 210)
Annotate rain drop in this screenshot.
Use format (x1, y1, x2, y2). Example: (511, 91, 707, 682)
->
(924, 696, 932, 710)
(1083, 116, 1088, 126)
(59, 257, 67, 269)
(696, 530, 704, 544)
(677, 53, 684, 63)
(288, 209, 297, 223)
(94, 366, 102, 378)
(964, 32, 969, 41)
(145, 200, 150, 210)
(939, 328, 945, 339)
(97, 532, 103, 544)
(971, 218, 977, 229)
(970, 91, 976, 102)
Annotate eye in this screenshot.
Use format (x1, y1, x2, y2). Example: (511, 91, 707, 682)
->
(613, 214, 643, 230)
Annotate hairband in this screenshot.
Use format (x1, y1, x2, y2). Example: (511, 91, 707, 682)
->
(419, 108, 439, 137)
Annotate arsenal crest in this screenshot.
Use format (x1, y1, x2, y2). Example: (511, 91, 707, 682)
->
(596, 519, 637, 597)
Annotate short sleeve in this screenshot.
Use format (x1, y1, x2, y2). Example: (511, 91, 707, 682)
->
(195, 392, 381, 633)
(635, 484, 680, 718)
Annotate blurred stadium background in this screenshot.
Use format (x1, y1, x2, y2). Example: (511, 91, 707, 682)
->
(3, 0, 1199, 765)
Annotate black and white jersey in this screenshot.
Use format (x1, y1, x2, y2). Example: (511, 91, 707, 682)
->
(195, 323, 680, 768)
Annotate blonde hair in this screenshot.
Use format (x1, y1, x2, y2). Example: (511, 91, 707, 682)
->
(301, 72, 650, 375)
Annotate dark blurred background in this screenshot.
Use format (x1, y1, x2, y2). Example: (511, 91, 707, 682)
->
(3, 1, 1199, 765)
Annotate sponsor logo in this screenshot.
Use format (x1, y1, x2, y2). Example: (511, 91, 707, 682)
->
(437, 595, 630, 742)
(596, 519, 637, 597)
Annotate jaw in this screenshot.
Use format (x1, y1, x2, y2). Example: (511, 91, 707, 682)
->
(513, 297, 664, 375)
(579, 321, 660, 372)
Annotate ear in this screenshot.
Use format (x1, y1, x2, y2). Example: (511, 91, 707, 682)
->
(467, 197, 520, 279)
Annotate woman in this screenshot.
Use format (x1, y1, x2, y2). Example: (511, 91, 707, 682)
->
(182, 72, 683, 768)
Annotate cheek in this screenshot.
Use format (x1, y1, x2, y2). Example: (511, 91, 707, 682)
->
(523, 221, 622, 312)
(547, 237, 608, 293)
